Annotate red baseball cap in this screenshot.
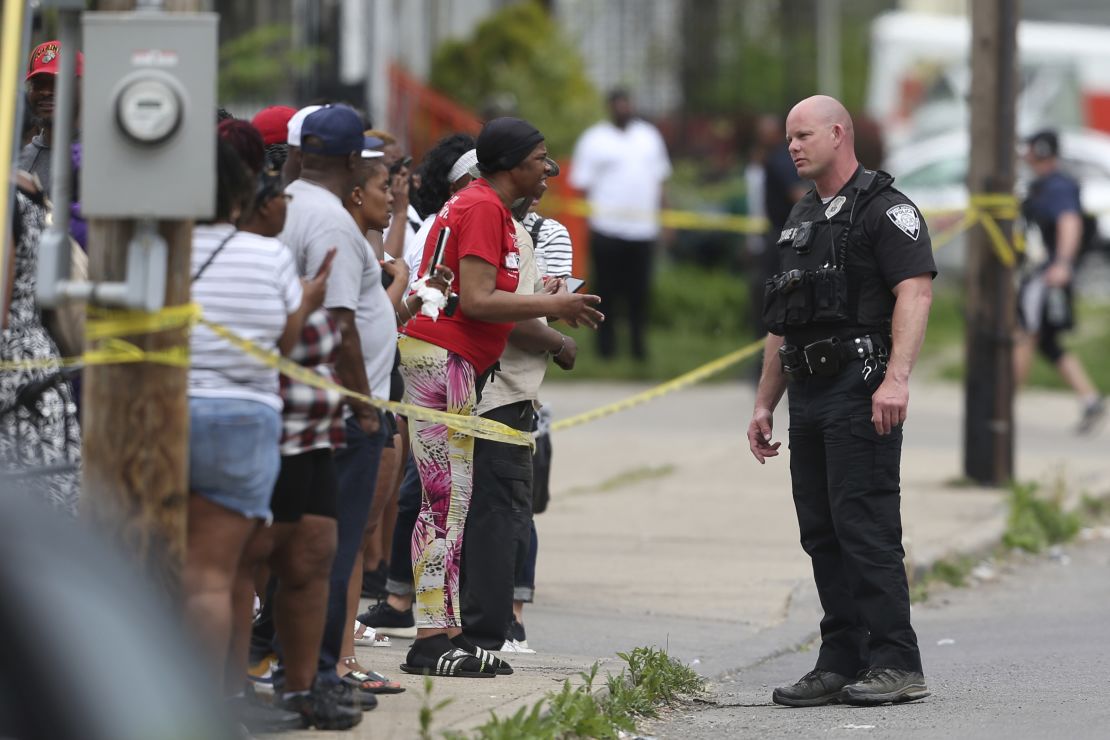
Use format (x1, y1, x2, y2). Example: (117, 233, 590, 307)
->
(26, 40, 84, 81)
(251, 106, 297, 146)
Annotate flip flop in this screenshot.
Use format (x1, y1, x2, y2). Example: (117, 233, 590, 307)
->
(341, 669, 406, 695)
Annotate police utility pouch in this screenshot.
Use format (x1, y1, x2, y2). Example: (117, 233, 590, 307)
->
(811, 268, 849, 322)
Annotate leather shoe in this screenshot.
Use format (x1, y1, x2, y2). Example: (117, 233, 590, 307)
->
(841, 668, 929, 705)
(771, 669, 851, 707)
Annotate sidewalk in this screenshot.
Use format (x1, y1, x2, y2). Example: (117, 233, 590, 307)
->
(283, 379, 1108, 738)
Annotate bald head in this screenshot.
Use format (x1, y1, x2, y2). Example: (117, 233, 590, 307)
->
(789, 95, 854, 141)
(785, 95, 859, 196)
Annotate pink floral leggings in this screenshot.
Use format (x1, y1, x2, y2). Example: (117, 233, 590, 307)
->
(397, 336, 477, 629)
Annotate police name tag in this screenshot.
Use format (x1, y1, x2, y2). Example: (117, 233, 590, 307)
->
(778, 227, 796, 244)
(885, 204, 920, 240)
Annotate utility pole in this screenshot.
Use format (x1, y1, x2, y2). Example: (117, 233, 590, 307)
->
(964, 0, 1019, 485)
(81, 0, 203, 596)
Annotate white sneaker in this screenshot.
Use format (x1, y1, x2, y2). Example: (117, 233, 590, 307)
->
(497, 639, 536, 654)
(353, 621, 392, 647)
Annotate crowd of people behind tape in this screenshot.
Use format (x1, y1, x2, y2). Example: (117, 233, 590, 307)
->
(6, 38, 613, 735)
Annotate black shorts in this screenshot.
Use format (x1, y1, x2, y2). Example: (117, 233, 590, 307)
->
(270, 448, 339, 522)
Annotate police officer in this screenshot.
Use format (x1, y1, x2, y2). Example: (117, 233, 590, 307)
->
(746, 95, 936, 707)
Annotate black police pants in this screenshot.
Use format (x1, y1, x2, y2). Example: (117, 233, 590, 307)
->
(787, 363, 922, 675)
(460, 401, 535, 650)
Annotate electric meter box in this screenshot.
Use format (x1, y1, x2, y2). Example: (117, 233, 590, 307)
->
(81, 12, 218, 218)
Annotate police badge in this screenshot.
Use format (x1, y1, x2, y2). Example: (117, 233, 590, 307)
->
(885, 204, 920, 240)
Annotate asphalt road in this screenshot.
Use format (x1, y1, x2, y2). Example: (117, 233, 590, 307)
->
(645, 535, 1110, 740)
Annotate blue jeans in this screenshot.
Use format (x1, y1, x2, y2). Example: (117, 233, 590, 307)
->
(188, 397, 281, 520)
(317, 414, 386, 685)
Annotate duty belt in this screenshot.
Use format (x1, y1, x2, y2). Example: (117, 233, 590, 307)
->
(778, 334, 888, 381)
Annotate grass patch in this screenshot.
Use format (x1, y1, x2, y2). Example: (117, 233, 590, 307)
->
(913, 474, 1106, 603)
(564, 464, 676, 497)
(1002, 479, 1082, 553)
(549, 264, 759, 383)
(910, 553, 978, 604)
(459, 647, 704, 740)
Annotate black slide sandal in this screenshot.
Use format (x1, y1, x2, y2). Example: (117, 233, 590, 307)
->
(400, 635, 496, 679)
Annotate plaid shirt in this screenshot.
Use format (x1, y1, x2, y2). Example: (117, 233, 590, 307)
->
(280, 309, 346, 456)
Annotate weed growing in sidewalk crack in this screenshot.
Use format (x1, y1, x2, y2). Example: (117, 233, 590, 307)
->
(465, 647, 703, 739)
(1003, 480, 1081, 553)
(419, 676, 453, 740)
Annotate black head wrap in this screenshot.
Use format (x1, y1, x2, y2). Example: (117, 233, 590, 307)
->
(476, 117, 544, 174)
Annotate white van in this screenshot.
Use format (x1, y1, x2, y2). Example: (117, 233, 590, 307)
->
(867, 11, 1110, 148)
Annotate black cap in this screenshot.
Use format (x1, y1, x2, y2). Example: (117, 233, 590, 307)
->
(1028, 129, 1059, 159)
(476, 117, 544, 174)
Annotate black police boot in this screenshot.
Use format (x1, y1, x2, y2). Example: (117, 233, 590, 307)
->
(841, 668, 929, 706)
(771, 669, 852, 707)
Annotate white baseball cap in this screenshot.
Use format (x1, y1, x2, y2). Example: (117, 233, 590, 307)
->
(286, 104, 323, 148)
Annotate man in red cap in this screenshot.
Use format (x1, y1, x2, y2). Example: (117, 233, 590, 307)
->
(20, 40, 84, 192)
(252, 105, 297, 170)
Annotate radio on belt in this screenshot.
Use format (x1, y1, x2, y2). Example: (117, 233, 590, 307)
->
(81, 12, 217, 218)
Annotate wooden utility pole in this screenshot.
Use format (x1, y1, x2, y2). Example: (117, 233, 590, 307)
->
(81, 0, 201, 596)
(964, 0, 1019, 485)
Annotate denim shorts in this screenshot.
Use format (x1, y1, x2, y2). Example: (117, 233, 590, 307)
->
(189, 397, 282, 520)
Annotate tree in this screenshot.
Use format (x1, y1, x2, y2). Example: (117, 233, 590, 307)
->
(218, 24, 327, 104)
(428, 1, 602, 157)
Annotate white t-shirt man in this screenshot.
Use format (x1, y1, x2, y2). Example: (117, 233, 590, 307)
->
(569, 118, 672, 241)
(280, 178, 396, 400)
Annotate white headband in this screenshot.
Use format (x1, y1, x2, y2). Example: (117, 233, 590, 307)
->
(448, 149, 478, 184)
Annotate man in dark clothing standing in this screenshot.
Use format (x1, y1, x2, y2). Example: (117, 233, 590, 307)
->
(747, 95, 936, 707)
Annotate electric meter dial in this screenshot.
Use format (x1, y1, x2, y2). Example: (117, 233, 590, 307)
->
(116, 77, 182, 144)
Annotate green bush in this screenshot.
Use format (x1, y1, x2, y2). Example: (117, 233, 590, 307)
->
(649, 264, 752, 338)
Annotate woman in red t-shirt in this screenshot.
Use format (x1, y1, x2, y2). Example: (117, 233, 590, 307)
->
(397, 118, 602, 677)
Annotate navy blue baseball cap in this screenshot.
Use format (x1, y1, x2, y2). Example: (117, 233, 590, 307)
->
(299, 105, 365, 156)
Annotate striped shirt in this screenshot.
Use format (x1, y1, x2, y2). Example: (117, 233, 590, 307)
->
(189, 224, 303, 411)
(522, 212, 574, 278)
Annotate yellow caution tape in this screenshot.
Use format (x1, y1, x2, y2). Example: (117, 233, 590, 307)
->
(551, 339, 764, 432)
(544, 196, 769, 235)
(198, 319, 534, 448)
(86, 303, 200, 340)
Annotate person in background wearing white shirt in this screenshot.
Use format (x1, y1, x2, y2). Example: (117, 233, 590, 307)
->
(569, 88, 671, 360)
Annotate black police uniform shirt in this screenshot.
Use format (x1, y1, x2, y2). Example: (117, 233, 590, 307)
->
(1023, 170, 1081, 261)
(768, 166, 937, 347)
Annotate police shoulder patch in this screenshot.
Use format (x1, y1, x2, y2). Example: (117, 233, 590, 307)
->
(885, 204, 920, 240)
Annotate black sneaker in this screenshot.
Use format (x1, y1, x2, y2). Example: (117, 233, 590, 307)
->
(841, 668, 930, 706)
(278, 682, 363, 730)
(509, 618, 527, 645)
(357, 600, 416, 638)
(771, 669, 852, 707)
(226, 694, 304, 733)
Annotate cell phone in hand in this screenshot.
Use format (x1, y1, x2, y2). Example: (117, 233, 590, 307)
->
(565, 277, 586, 293)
